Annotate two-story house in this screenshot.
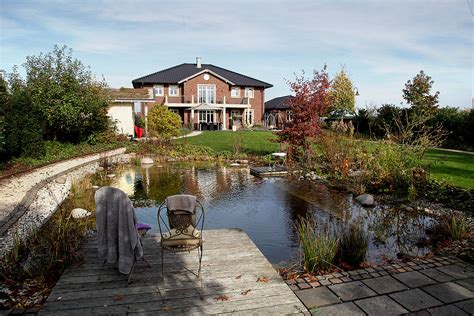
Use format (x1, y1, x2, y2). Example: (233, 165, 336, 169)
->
(131, 57, 273, 130)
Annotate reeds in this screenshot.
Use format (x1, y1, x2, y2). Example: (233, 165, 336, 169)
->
(339, 221, 368, 266)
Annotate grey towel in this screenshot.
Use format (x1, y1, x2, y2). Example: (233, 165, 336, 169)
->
(95, 186, 143, 274)
(166, 194, 196, 213)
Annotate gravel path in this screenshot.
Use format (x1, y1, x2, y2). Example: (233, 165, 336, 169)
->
(0, 148, 127, 256)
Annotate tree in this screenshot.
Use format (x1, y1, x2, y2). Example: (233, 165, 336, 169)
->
(402, 70, 439, 113)
(329, 67, 355, 116)
(24, 45, 109, 143)
(276, 66, 332, 163)
(147, 105, 181, 139)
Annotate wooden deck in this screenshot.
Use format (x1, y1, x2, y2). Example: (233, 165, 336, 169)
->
(250, 166, 288, 177)
(40, 229, 307, 315)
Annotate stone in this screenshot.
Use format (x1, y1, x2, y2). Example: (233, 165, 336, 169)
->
(455, 277, 474, 291)
(436, 264, 474, 280)
(96, 166, 104, 172)
(70, 208, 92, 219)
(389, 288, 442, 312)
(141, 157, 154, 164)
(362, 275, 408, 294)
(311, 302, 365, 315)
(92, 185, 99, 189)
(298, 283, 312, 290)
(295, 287, 340, 309)
(420, 268, 454, 283)
(427, 304, 468, 316)
(106, 174, 116, 178)
(455, 299, 474, 314)
(329, 281, 377, 301)
(355, 194, 374, 206)
(354, 295, 408, 315)
(392, 271, 436, 288)
(55, 176, 67, 184)
(229, 163, 240, 167)
(422, 282, 474, 303)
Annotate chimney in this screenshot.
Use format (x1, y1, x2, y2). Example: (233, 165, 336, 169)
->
(196, 57, 202, 68)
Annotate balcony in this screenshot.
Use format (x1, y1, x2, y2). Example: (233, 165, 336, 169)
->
(164, 95, 251, 109)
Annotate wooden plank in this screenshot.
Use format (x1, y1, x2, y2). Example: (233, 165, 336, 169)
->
(40, 229, 307, 315)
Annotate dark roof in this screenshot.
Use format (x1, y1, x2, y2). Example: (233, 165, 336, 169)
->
(132, 63, 273, 89)
(265, 95, 293, 110)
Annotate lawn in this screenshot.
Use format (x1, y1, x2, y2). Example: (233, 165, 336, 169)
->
(174, 130, 280, 156)
(176, 131, 474, 189)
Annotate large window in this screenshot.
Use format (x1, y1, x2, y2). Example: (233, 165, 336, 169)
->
(198, 84, 216, 103)
(169, 85, 179, 96)
(153, 85, 163, 97)
(244, 87, 254, 98)
(198, 110, 215, 123)
(244, 109, 254, 126)
(231, 87, 240, 98)
(230, 110, 240, 119)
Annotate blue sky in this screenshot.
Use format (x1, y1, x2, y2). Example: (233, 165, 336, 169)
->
(1, 0, 472, 108)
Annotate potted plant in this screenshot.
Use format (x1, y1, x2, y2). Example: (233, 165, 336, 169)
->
(134, 113, 145, 138)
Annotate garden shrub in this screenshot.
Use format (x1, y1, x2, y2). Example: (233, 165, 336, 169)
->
(147, 105, 181, 140)
(339, 221, 368, 267)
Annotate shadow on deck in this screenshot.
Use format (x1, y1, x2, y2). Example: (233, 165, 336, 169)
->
(40, 229, 307, 315)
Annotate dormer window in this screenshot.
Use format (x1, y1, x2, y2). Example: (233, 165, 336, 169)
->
(153, 85, 163, 97)
(169, 85, 179, 96)
(231, 87, 240, 98)
(244, 87, 254, 98)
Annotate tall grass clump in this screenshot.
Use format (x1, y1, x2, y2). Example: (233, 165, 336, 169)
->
(440, 213, 470, 241)
(295, 217, 339, 273)
(339, 222, 368, 267)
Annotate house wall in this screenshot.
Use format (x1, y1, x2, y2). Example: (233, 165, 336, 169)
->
(108, 103, 134, 136)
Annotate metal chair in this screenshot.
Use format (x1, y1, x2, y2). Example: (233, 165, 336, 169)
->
(157, 195, 205, 286)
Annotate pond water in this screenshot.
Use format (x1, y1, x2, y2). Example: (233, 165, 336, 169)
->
(104, 162, 436, 266)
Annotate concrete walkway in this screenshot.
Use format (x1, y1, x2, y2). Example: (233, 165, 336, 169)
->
(173, 130, 202, 139)
(289, 257, 473, 315)
(0, 147, 126, 237)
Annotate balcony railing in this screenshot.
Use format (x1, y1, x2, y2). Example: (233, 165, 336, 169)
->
(164, 95, 251, 107)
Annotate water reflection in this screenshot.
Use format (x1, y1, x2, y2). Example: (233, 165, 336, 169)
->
(105, 163, 435, 265)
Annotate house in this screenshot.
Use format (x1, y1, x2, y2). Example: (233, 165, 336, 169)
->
(264, 95, 293, 130)
(131, 57, 273, 130)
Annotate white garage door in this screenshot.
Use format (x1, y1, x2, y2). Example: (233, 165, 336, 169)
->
(108, 104, 134, 136)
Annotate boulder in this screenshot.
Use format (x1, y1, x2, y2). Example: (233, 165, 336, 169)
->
(55, 176, 67, 184)
(355, 194, 375, 206)
(96, 166, 104, 172)
(71, 208, 92, 219)
(141, 157, 154, 164)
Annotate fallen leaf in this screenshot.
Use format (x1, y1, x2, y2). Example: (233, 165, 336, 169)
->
(161, 306, 173, 311)
(235, 274, 242, 279)
(214, 295, 229, 301)
(241, 289, 252, 295)
(112, 295, 126, 301)
(256, 276, 269, 283)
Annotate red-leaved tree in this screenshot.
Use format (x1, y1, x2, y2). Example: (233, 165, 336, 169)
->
(277, 66, 332, 164)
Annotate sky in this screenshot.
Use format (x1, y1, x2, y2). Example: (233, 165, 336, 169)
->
(1, 0, 472, 109)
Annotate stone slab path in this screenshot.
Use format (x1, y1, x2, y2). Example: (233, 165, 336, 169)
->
(0, 147, 126, 236)
(288, 257, 473, 315)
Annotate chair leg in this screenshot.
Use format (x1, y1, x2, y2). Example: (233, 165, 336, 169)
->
(127, 262, 136, 285)
(198, 244, 203, 300)
(161, 247, 165, 288)
(98, 259, 106, 281)
(143, 255, 151, 268)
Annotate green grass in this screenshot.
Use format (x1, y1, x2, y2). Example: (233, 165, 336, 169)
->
(423, 148, 474, 189)
(174, 130, 280, 156)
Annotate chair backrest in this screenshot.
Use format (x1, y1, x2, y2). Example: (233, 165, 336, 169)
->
(158, 194, 204, 241)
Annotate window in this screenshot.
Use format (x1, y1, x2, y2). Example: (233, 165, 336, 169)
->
(169, 85, 179, 96)
(153, 85, 163, 97)
(244, 87, 254, 98)
(198, 85, 215, 103)
(230, 110, 240, 119)
(231, 87, 240, 98)
(198, 110, 215, 123)
(244, 109, 254, 126)
(286, 110, 292, 122)
(170, 109, 179, 115)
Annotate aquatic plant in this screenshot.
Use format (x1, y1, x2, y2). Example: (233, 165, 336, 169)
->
(441, 212, 470, 241)
(339, 221, 368, 266)
(295, 217, 339, 273)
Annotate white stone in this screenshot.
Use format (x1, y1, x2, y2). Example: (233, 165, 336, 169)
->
(355, 194, 375, 206)
(92, 185, 99, 189)
(71, 208, 92, 219)
(106, 174, 116, 178)
(141, 157, 154, 164)
(230, 163, 240, 167)
(55, 176, 67, 184)
(96, 166, 104, 172)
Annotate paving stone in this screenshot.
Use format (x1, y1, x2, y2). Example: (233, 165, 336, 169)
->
(370, 272, 380, 278)
(289, 284, 299, 291)
(311, 302, 365, 315)
(397, 268, 407, 273)
(393, 271, 437, 288)
(436, 264, 474, 280)
(354, 295, 408, 315)
(297, 278, 306, 283)
(426, 304, 468, 315)
(389, 288, 442, 312)
(365, 268, 375, 273)
(362, 275, 408, 294)
(329, 278, 343, 284)
(420, 268, 454, 282)
(332, 273, 343, 278)
(329, 281, 377, 301)
(295, 287, 341, 309)
(404, 267, 413, 272)
(455, 277, 474, 291)
(340, 277, 351, 283)
(455, 298, 474, 314)
(423, 282, 474, 303)
(298, 282, 312, 290)
(286, 279, 297, 285)
(379, 270, 389, 276)
(407, 262, 417, 266)
(309, 281, 321, 288)
(361, 274, 372, 279)
(319, 279, 331, 286)
(412, 265, 422, 271)
(351, 275, 362, 281)
(349, 270, 359, 276)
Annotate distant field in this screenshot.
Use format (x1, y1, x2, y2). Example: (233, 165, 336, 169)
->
(175, 131, 473, 189)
